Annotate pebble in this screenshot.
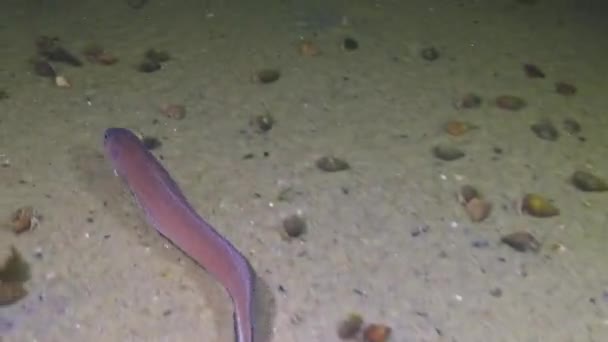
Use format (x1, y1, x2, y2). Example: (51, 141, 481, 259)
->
(530, 119, 559, 141)
(316, 156, 350, 172)
(433, 144, 465, 161)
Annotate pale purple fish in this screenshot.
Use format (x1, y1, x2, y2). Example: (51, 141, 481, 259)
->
(103, 127, 255, 342)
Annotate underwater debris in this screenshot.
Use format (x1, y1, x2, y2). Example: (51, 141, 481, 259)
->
(36, 35, 82, 67)
(454, 93, 482, 109)
(501, 231, 541, 252)
(555, 81, 576, 96)
(252, 113, 275, 132)
(495, 95, 526, 111)
(83, 44, 118, 65)
(571, 171, 608, 192)
(137, 49, 170, 73)
(523, 63, 545, 78)
(521, 193, 559, 218)
(160, 104, 186, 120)
(337, 312, 363, 339)
(316, 156, 350, 172)
(10, 206, 38, 235)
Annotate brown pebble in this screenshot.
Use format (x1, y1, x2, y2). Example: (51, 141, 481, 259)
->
(501, 231, 541, 252)
(444, 120, 477, 136)
(337, 313, 363, 339)
(95, 52, 119, 65)
(465, 197, 492, 222)
(530, 119, 559, 141)
(523, 63, 545, 78)
(316, 156, 350, 172)
(363, 323, 392, 342)
(282, 214, 307, 238)
(10, 206, 36, 234)
(571, 170, 608, 192)
(298, 40, 320, 56)
(160, 104, 186, 120)
(495, 95, 526, 111)
(555, 81, 576, 96)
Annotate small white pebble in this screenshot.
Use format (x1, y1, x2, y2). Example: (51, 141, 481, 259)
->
(84, 232, 90, 239)
(268, 201, 274, 208)
(450, 221, 458, 228)
(439, 174, 447, 180)
(453, 294, 463, 301)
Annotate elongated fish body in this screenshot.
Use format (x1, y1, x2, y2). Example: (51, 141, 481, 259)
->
(103, 127, 255, 342)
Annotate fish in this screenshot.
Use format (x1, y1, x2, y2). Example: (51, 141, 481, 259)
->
(103, 127, 255, 342)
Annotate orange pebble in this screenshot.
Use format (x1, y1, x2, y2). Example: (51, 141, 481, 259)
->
(445, 120, 468, 136)
(363, 323, 392, 342)
(298, 40, 320, 57)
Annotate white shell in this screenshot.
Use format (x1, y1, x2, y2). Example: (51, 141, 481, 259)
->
(55, 75, 71, 88)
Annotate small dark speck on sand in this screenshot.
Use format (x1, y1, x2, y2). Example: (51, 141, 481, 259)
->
(489, 287, 503, 297)
(411, 224, 430, 237)
(472, 240, 490, 248)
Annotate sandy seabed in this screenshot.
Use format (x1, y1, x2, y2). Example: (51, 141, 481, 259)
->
(1, 0, 608, 341)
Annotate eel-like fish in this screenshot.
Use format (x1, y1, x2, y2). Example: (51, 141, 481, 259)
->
(103, 127, 255, 342)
